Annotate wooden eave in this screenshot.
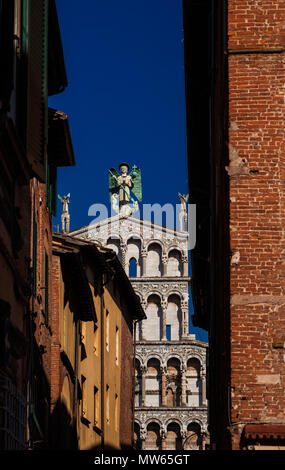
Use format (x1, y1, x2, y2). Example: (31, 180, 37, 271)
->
(48, 108, 75, 167)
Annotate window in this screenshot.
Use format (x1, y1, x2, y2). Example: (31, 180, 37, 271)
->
(80, 322, 86, 345)
(93, 323, 99, 355)
(81, 375, 87, 418)
(106, 385, 110, 424)
(115, 326, 119, 365)
(94, 386, 99, 427)
(106, 310, 109, 352)
(129, 258, 137, 277)
(0, 376, 26, 449)
(166, 325, 171, 341)
(115, 393, 119, 432)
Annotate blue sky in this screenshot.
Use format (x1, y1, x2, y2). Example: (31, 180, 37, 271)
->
(49, 0, 208, 342)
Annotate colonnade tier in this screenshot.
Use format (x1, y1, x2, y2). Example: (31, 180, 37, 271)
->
(134, 420, 208, 450)
(135, 356, 207, 408)
(105, 237, 189, 278)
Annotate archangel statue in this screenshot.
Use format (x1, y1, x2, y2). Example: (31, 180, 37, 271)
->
(58, 193, 70, 233)
(108, 163, 142, 217)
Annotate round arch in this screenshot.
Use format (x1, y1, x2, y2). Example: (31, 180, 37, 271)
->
(145, 418, 163, 429)
(167, 245, 182, 256)
(146, 355, 163, 368)
(126, 233, 143, 244)
(165, 418, 183, 431)
(145, 239, 165, 251)
(166, 354, 182, 367)
(146, 292, 162, 303)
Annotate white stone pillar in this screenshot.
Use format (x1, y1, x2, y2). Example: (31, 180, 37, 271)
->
(161, 300, 167, 340)
(141, 249, 147, 277)
(162, 254, 168, 276)
(160, 366, 167, 406)
(121, 242, 127, 272)
(181, 364, 187, 406)
(160, 428, 167, 450)
(141, 365, 147, 406)
(181, 301, 189, 338)
(201, 367, 207, 406)
(182, 253, 188, 277)
(141, 300, 147, 340)
(140, 425, 147, 449)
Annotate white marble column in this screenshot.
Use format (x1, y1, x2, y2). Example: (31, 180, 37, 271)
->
(181, 301, 189, 338)
(182, 253, 188, 277)
(141, 249, 147, 277)
(160, 365, 167, 406)
(140, 425, 147, 449)
(201, 367, 207, 406)
(141, 365, 147, 406)
(162, 254, 168, 276)
(120, 242, 127, 272)
(181, 364, 187, 406)
(161, 300, 167, 340)
(140, 300, 147, 340)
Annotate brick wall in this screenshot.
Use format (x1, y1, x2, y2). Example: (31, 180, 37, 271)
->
(227, 0, 285, 449)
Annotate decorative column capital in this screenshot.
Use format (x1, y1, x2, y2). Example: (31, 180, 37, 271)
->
(162, 254, 168, 264)
(120, 242, 127, 252)
(161, 299, 168, 311)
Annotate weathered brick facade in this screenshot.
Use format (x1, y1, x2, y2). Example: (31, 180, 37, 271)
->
(184, 0, 285, 449)
(227, 1, 285, 449)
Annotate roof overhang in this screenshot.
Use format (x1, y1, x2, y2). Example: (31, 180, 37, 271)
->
(53, 233, 146, 322)
(48, 0, 68, 96)
(52, 236, 97, 322)
(48, 108, 75, 167)
(244, 424, 285, 441)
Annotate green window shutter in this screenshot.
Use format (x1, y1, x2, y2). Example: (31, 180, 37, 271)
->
(44, 251, 49, 325)
(26, 0, 48, 182)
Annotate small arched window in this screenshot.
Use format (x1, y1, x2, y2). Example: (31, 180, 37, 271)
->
(129, 257, 137, 277)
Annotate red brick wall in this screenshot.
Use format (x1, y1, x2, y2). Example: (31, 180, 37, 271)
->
(227, 0, 285, 449)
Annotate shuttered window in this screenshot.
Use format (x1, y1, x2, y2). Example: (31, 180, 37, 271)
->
(24, 0, 48, 182)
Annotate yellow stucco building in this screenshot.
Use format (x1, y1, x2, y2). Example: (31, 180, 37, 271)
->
(51, 233, 145, 449)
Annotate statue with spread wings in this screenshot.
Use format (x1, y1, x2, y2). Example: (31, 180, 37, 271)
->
(109, 163, 142, 217)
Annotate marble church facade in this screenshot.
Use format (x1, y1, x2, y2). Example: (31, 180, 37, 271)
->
(71, 215, 208, 450)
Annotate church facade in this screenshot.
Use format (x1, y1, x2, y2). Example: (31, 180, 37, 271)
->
(71, 214, 208, 450)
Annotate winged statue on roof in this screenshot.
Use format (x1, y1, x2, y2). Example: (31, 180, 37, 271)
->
(108, 163, 142, 217)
